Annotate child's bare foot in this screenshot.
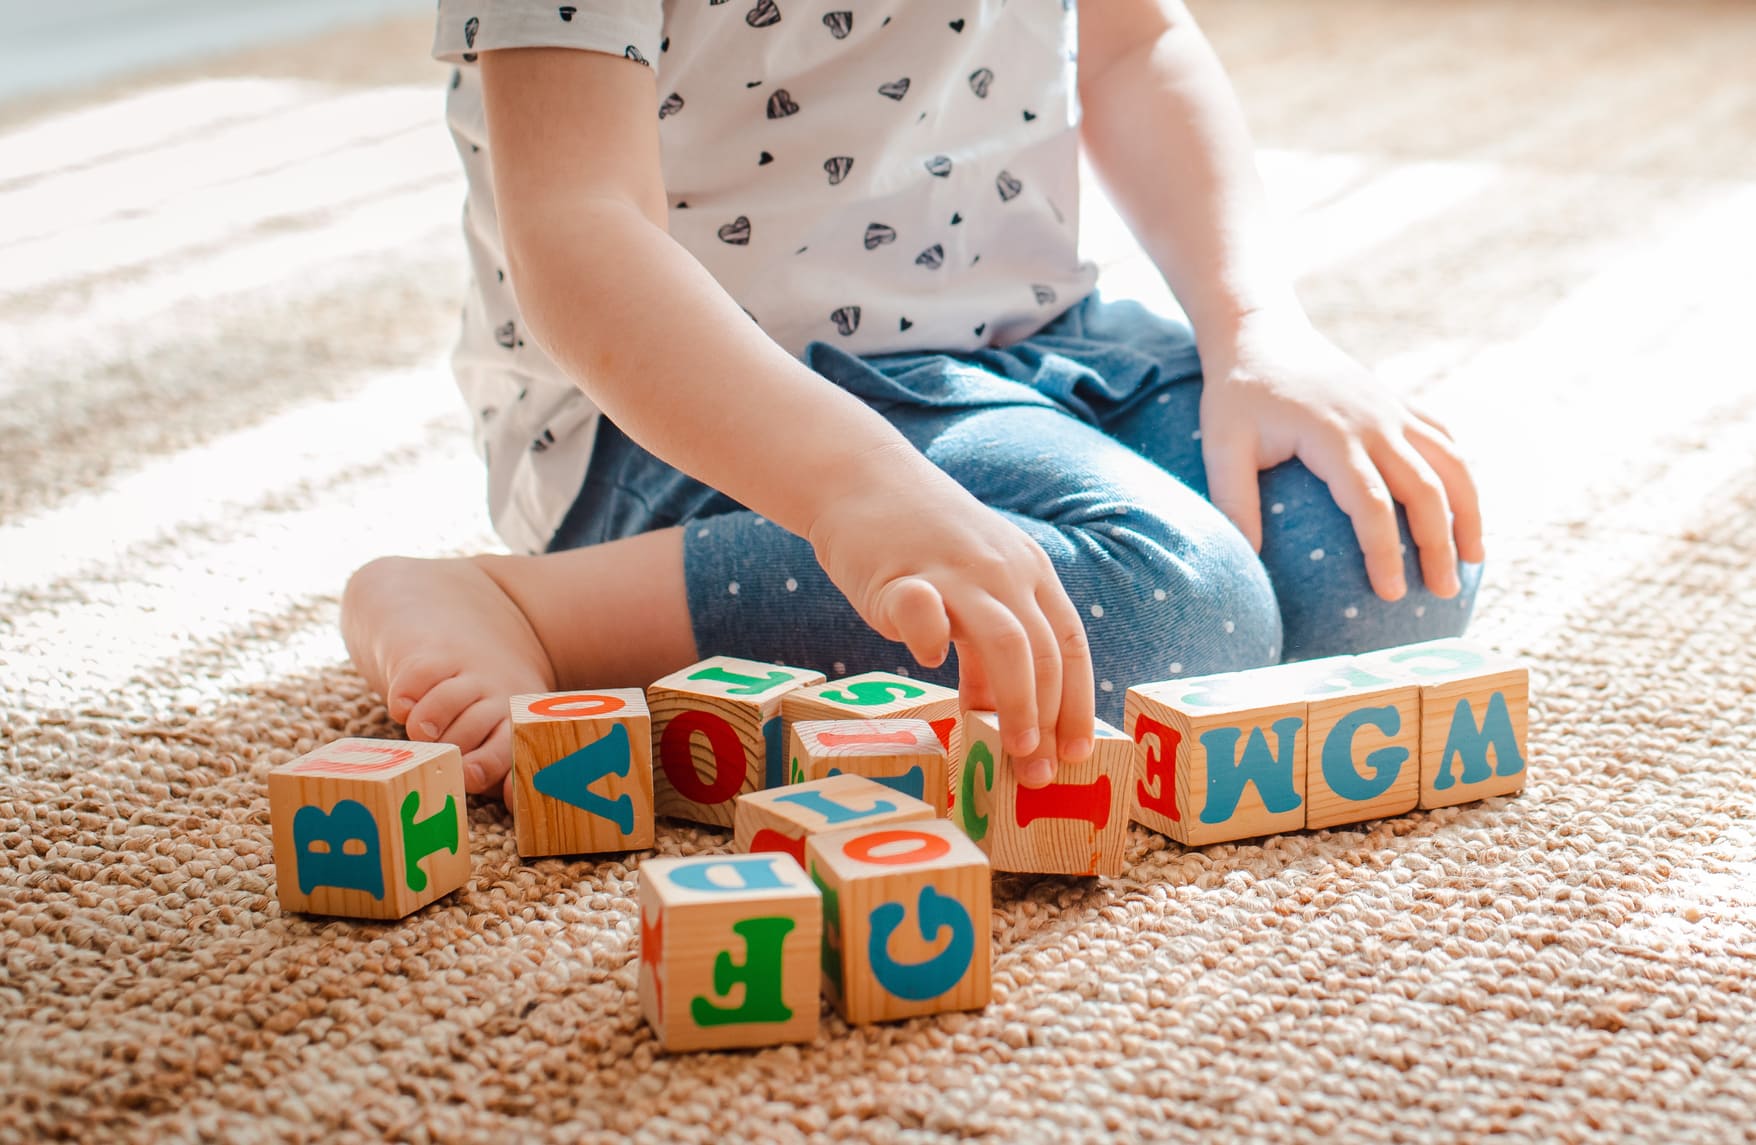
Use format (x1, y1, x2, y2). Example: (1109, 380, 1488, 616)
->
(341, 555, 556, 795)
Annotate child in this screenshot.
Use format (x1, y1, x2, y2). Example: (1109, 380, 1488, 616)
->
(342, 0, 1485, 798)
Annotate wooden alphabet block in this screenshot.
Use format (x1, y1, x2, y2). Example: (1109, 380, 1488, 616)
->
(1351, 638, 1530, 809)
(638, 852, 822, 1052)
(509, 689, 653, 857)
(649, 656, 826, 828)
(806, 819, 991, 1025)
(785, 718, 950, 814)
(1124, 662, 1332, 846)
(1291, 656, 1422, 829)
(268, 737, 470, 919)
(781, 672, 961, 806)
(734, 773, 937, 867)
(954, 712, 1136, 876)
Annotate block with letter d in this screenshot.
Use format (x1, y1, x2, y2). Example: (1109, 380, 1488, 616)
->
(268, 737, 469, 919)
(510, 689, 653, 857)
(638, 852, 822, 1052)
(787, 718, 950, 814)
(955, 712, 1136, 876)
(806, 819, 991, 1025)
(650, 656, 826, 828)
(734, 773, 937, 867)
(780, 672, 961, 791)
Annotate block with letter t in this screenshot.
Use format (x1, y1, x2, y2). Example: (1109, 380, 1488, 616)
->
(649, 656, 826, 828)
(1351, 638, 1530, 809)
(510, 689, 653, 857)
(638, 852, 822, 1052)
(786, 718, 950, 814)
(734, 773, 936, 868)
(780, 671, 961, 787)
(268, 737, 470, 919)
(954, 712, 1136, 876)
(806, 819, 991, 1025)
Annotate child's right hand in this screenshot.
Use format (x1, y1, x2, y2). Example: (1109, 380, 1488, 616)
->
(805, 443, 1095, 787)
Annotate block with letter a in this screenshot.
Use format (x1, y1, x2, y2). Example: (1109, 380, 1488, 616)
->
(734, 773, 936, 868)
(510, 688, 654, 857)
(268, 737, 469, 919)
(786, 717, 950, 814)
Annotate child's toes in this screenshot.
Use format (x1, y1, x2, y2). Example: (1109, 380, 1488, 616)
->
(385, 658, 461, 725)
(463, 719, 514, 796)
(404, 675, 481, 742)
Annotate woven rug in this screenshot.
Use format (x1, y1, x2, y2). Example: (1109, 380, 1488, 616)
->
(5, 2, 1756, 1140)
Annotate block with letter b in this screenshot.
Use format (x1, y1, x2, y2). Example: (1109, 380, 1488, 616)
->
(510, 689, 653, 858)
(786, 718, 950, 814)
(638, 852, 822, 1052)
(734, 773, 937, 867)
(268, 737, 470, 919)
(780, 672, 961, 789)
(650, 656, 826, 828)
(806, 819, 991, 1025)
(955, 712, 1135, 876)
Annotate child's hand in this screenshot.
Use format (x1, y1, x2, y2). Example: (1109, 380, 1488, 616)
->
(805, 445, 1095, 786)
(1197, 307, 1486, 600)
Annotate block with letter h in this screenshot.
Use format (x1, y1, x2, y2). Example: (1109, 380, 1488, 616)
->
(806, 819, 991, 1025)
(734, 773, 936, 868)
(650, 656, 826, 827)
(510, 689, 653, 857)
(638, 852, 822, 1052)
(780, 672, 961, 790)
(269, 737, 469, 919)
(786, 718, 950, 815)
(955, 712, 1136, 876)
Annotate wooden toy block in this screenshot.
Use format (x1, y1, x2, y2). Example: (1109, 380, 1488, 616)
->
(780, 672, 961, 803)
(509, 689, 653, 857)
(734, 773, 937, 867)
(1350, 638, 1530, 809)
(1123, 662, 1334, 847)
(785, 718, 950, 814)
(806, 819, 991, 1025)
(268, 737, 470, 919)
(1289, 656, 1422, 830)
(954, 712, 1136, 876)
(638, 852, 822, 1052)
(649, 656, 827, 828)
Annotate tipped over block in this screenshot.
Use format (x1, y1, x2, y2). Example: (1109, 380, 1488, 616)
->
(807, 819, 991, 1025)
(780, 672, 961, 789)
(955, 712, 1136, 876)
(510, 690, 654, 857)
(786, 718, 950, 814)
(269, 737, 470, 919)
(638, 852, 822, 1052)
(649, 656, 826, 827)
(734, 773, 937, 867)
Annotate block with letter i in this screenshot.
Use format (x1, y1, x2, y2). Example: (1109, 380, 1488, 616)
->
(1352, 638, 1530, 809)
(638, 852, 822, 1052)
(268, 737, 469, 919)
(806, 819, 991, 1025)
(1294, 656, 1421, 829)
(734, 773, 937, 867)
(780, 672, 961, 786)
(787, 718, 950, 814)
(510, 689, 653, 857)
(955, 712, 1136, 876)
(650, 656, 826, 828)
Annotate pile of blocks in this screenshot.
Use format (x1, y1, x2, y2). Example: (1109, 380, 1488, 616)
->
(268, 638, 1529, 1049)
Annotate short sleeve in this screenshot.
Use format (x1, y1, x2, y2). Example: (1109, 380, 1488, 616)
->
(433, 0, 664, 68)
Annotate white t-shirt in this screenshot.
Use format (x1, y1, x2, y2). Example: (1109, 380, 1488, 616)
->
(433, 0, 1097, 553)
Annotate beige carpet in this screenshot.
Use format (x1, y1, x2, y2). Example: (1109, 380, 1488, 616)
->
(5, 2, 1756, 1140)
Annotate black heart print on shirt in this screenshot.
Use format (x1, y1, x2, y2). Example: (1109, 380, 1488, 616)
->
(823, 11, 852, 37)
(924, 155, 953, 177)
(718, 216, 752, 245)
(659, 93, 684, 118)
(831, 306, 861, 335)
(878, 78, 910, 100)
(767, 90, 800, 118)
(915, 244, 944, 269)
(465, 16, 479, 48)
(996, 170, 1023, 201)
(864, 223, 897, 249)
(1033, 284, 1057, 305)
(824, 156, 854, 184)
(747, 0, 781, 28)
(558, 6, 576, 20)
(969, 68, 994, 98)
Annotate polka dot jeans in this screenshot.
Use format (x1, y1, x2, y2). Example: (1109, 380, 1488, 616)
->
(546, 290, 1481, 727)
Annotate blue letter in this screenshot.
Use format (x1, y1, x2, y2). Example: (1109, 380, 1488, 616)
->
(868, 886, 974, 1001)
(1321, 704, 1407, 803)
(772, 787, 898, 825)
(1433, 692, 1525, 790)
(1198, 717, 1304, 824)
(531, 723, 635, 834)
(292, 800, 383, 899)
(669, 855, 790, 893)
(827, 765, 925, 801)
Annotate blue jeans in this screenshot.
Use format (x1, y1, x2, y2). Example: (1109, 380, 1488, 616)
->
(548, 291, 1481, 726)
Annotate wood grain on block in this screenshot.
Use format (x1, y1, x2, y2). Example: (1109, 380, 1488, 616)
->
(785, 718, 950, 815)
(733, 773, 937, 868)
(806, 819, 991, 1025)
(1289, 656, 1421, 829)
(1351, 638, 1530, 809)
(268, 737, 469, 919)
(509, 689, 653, 857)
(638, 852, 822, 1052)
(780, 672, 961, 801)
(956, 712, 1135, 875)
(649, 656, 826, 828)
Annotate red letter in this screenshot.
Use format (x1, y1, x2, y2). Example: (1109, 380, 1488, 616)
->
(749, 828, 807, 868)
(529, 693, 626, 718)
(842, 828, 950, 866)
(289, 741, 413, 775)
(659, 710, 746, 805)
(817, 729, 917, 748)
(1133, 714, 1181, 822)
(1015, 775, 1111, 831)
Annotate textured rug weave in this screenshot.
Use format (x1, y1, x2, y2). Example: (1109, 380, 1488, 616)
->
(5, 3, 1756, 1141)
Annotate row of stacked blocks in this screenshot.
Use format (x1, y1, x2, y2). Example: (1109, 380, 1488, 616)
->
(268, 638, 1529, 1049)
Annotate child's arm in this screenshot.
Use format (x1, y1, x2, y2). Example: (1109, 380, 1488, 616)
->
(1077, 1, 1485, 601)
(481, 48, 1093, 778)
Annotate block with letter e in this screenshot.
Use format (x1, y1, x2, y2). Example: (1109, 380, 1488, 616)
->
(780, 672, 961, 792)
(955, 712, 1135, 876)
(786, 718, 950, 814)
(1352, 638, 1530, 809)
(268, 737, 469, 919)
(734, 773, 936, 868)
(510, 689, 653, 858)
(649, 656, 826, 828)
(806, 819, 991, 1025)
(638, 852, 822, 1052)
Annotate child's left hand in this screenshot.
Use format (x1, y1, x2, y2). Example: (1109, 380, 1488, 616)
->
(1195, 306, 1486, 601)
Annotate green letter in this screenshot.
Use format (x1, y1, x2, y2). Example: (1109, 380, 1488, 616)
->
(690, 916, 796, 1027)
